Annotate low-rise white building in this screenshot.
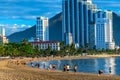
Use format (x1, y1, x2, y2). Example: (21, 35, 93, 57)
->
(30, 41, 60, 51)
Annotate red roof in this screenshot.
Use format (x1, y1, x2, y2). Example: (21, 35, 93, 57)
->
(30, 41, 59, 44)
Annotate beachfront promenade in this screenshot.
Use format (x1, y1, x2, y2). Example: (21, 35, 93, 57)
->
(0, 55, 120, 80)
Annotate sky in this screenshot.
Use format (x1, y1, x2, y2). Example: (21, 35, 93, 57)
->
(0, 0, 120, 36)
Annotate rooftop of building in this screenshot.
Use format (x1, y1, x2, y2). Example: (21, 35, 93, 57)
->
(30, 41, 59, 44)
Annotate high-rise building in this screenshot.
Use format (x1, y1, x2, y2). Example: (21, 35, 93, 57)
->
(62, 0, 97, 47)
(0, 26, 8, 45)
(94, 10, 115, 49)
(0, 26, 5, 37)
(87, 3, 98, 49)
(62, 0, 115, 50)
(36, 16, 49, 41)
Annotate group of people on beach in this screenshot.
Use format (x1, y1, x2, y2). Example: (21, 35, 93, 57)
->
(8, 59, 26, 66)
(63, 64, 77, 72)
(30, 62, 77, 73)
(48, 64, 57, 70)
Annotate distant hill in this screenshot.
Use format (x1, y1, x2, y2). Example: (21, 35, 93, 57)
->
(113, 12, 120, 46)
(49, 12, 62, 41)
(7, 12, 62, 43)
(7, 25, 36, 43)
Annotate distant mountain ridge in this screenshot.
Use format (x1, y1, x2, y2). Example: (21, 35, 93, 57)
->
(7, 25, 36, 43)
(7, 12, 62, 43)
(49, 12, 62, 41)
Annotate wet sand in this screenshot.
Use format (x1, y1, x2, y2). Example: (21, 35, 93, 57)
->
(0, 54, 120, 80)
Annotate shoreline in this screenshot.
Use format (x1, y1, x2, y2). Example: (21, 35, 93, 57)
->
(27, 54, 120, 75)
(37, 54, 120, 61)
(0, 54, 120, 80)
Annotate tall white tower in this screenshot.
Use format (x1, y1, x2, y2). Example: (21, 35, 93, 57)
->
(95, 10, 115, 49)
(0, 26, 5, 37)
(36, 16, 49, 41)
(0, 25, 8, 44)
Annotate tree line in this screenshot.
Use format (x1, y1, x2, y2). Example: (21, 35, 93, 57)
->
(0, 40, 119, 57)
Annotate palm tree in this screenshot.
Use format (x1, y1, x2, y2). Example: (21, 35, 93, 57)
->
(21, 39, 28, 45)
(85, 43, 89, 53)
(44, 46, 52, 56)
(70, 44, 77, 56)
(0, 45, 5, 56)
(60, 41, 65, 50)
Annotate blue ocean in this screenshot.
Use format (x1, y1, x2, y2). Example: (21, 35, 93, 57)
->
(27, 57, 120, 75)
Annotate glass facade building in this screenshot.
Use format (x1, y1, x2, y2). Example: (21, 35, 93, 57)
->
(62, 0, 96, 48)
(62, 0, 115, 49)
(36, 17, 49, 41)
(94, 10, 115, 49)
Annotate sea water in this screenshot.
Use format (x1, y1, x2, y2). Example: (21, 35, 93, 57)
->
(27, 57, 120, 75)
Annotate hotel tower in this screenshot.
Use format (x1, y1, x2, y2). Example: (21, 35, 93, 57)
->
(36, 16, 49, 41)
(62, 0, 115, 49)
(62, 0, 97, 48)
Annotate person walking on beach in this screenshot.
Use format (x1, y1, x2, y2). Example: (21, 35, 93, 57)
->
(109, 67, 111, 74)
(53, 64, 56, 70)
(74, 65, 77, 72)
(37, 63, 40, 68)
(43, 63, 45, 69)
(98, 70, 103, 75)
(31, 62, 34, 67)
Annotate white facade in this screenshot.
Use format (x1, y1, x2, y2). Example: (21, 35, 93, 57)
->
(30, 41, 60, 51)
(36, 16, 49, 41)
(95, 10, 115, 50)
(0, 26, 5, 37)
(65, 33, 73, 45)
(0, 26, 8, 45)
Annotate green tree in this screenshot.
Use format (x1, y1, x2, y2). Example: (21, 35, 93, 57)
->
(69, 44, 77, 56)
(44, 46, 52, 56)
(20, 40, 34, 56)
(64, 45, 70, 56)
(60, 41, 65, 50)
(77, 46, 84, 55)
(0, 45, 5, 56)
(21, 39, 28, 45)
(33, 45, 43, 56)
(85, 43, 89, 53)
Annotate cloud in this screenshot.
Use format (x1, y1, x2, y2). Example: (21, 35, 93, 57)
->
(0, 0, 62, 20)
(1, 23, 32, 36)
(93, 0, 120, 11)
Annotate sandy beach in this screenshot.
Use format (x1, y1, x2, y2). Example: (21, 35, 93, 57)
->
(0, 54, 120, 80)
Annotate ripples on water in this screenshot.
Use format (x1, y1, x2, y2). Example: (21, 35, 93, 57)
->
(27, 57, 120, 75)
